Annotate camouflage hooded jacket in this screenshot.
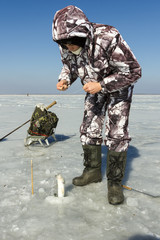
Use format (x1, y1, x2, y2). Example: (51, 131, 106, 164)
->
(52, 5, 141, 93)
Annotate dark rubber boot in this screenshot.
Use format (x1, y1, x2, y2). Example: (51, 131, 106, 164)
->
(107, 150, 127, 205)
(72, 145, 102, 186)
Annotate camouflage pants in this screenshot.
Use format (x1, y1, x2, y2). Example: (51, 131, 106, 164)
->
(80, 86, 134, 152)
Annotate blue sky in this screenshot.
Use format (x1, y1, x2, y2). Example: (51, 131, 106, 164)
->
(0, 0, 160, 94)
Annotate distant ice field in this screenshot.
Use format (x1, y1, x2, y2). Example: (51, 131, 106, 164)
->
(0, 94, 160, 240)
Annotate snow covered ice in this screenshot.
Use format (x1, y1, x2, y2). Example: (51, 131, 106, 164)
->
(0, 94, 160, 240)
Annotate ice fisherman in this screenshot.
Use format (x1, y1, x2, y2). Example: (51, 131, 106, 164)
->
(52, 5, 141, 205)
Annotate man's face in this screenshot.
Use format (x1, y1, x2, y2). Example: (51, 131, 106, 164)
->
(64, 44, 80, 52)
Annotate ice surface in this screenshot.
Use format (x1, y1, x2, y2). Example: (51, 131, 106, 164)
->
(0, 94, 160, 240)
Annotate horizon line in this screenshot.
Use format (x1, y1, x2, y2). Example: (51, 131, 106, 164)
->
(0, 93, 160, 96)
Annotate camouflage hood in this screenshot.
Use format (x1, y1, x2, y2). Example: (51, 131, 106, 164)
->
(52, 5, 93, 43)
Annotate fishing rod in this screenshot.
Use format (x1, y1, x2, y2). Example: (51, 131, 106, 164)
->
(123, 185, 160, 198)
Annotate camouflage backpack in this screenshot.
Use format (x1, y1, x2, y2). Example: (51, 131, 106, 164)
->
(28, 105, 58, 137)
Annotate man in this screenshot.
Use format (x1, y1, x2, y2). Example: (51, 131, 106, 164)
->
(52, 5, 141, 204)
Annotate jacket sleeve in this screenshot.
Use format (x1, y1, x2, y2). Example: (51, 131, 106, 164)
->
(58, 64, 71, 85)
(58, 48, 78, 86)
(100, 33, 141, 93)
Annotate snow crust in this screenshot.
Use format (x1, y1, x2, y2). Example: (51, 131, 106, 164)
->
(0, 94, 160, 240)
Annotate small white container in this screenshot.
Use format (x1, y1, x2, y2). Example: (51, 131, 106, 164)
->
(56, 174, 65, 197)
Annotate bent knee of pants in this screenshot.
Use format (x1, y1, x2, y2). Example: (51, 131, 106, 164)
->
(80, 118, 104, 145)
(105, 101, 131, 152)
(80, 93, 107, 145)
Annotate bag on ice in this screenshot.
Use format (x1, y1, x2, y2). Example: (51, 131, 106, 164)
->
(24, 103, 58, 146)
(28, 104, 58, 137)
